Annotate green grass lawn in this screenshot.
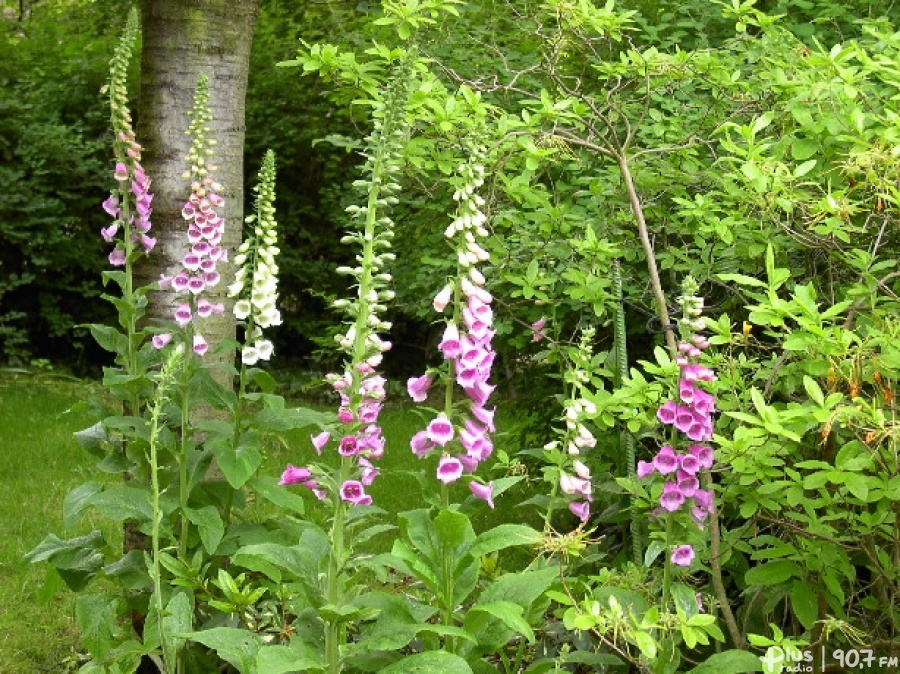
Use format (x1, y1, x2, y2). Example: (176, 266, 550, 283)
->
(0, 374, 102, 672)
(0, 374, 541, 671)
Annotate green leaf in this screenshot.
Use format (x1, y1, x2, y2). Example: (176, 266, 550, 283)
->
(63, 481, 104, 528)
(434, 508, 474, 553)
(184, 505, 224, 554)
(248, 475, 306, 516)
(717, 273, 767, 288)
(256, 397, 333, 431)
(644, 539, 666, 567)
(685, 649, 764, 673)
(842, 473, 870, 501)
(671, 582, 700, 618)
(256, 643, 324, 673)
(89, 323, 128, 355)
(249, 368, 277, 394)
(546, 590, 574, 606)
(89, 485, 152, 521)
(381, 651, 474, 673)
(790, 581, 818, 630)
(802, 376, 825, 406)
(793, 159, 817, 178)
(632, 630, 657, 659)
(182, 628, 261, 673)
(74, 422, 112, 456)
(24, 531, 105, 590)
(470, 601, 535, 643)
(790, 138, 818, 160)
(76, 593, 119, 660)
(161, 591, 193, 663)
(213, 442, 263, 489)
(102, 550, 149, 590)
(745, 560, 801, 586)
(469, 524, 541, 558)
(231, 543, 310, 584)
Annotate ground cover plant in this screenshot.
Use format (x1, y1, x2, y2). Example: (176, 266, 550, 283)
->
(8, 0, 900, 673)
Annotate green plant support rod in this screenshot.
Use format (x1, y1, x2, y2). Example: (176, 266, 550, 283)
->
(613, 260, 643, 563)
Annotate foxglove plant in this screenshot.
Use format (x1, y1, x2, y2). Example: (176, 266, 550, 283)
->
(637, 277, 716, 596)
(229, 149, 280, 367)
(406, 142, 497, 508)
(542, 326, 599, 526)
(277, 54, 413, 674)
(157, 75, 226, 355)
(99, 9, 155, 383)
(277, 61, 410, 505)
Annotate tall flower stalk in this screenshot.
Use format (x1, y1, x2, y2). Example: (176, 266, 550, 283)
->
(407, 141, 497, 509)
(157, 74, 227, 355)
(229, 149, 281, 369)
(224, 150, 279, 524)
(637, 277, 716, 609)
(147, 344, 184, 672)
(277, 56, 412, 674)
(100, 8, 155, 388)
(542, 327, 598, 530)
(155, 74, 226, 560)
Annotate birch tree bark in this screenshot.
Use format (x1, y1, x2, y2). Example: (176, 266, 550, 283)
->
(136, 0, 258, 362)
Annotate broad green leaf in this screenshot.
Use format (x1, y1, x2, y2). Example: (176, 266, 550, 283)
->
(745, 560, 801, 586)
(74, 422, 112, 456)
(24, 531, 105, 573)
(470, 601, 534, 643)
(685, 649, 764, 673)
(249, 368, 277, 394)
(76, 593, 119, 660)
(380, 650, 474, 673)
(469, 524, 541, 558)
(256, 396, 333, 431)
(398, 509, 439, 564)
(256, 643, 324, 673)
(182, 628, 261, 673)
(564, 651, 624, 667)
(790, 581, 817, 630)
(248, 475, 306, 516)
(716, 273, 767, 288)
(63, 481, 104, 528)
(790, 138, 818, 160)
(632, 630, 657, 659)
(842, 473, 870, 501)
(793, 159, 817, 178)
(802, 376, 825, 406)
(231, 543, 309, 584)
(89, 485, 152, 521)
(752, 113, 774, 135)
(434, 508, 474, 553)
(102, 550, 150, 590)
(184, 505, 224, 554)
(89, 323, 128, 355)
(644, 539, 666, 567)
(671, 582, 700, 618)
(151, 591, 192, 663)
(213, 442, 263, 489)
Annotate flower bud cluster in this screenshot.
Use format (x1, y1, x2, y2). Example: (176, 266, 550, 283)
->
(156, 76, 226, 356)
(228, 150, 281, 365)
(279, 56, 414, 506)
(638, 277, 717, 567)
(407, 144, 496, 508)
(544, 327, 598, 523)
(102, 10, 155, 267)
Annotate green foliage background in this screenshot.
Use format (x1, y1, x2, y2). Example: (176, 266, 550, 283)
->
(1, 0, 898, 383)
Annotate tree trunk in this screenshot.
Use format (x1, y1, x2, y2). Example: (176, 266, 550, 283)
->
(136, 0, 258, 362)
